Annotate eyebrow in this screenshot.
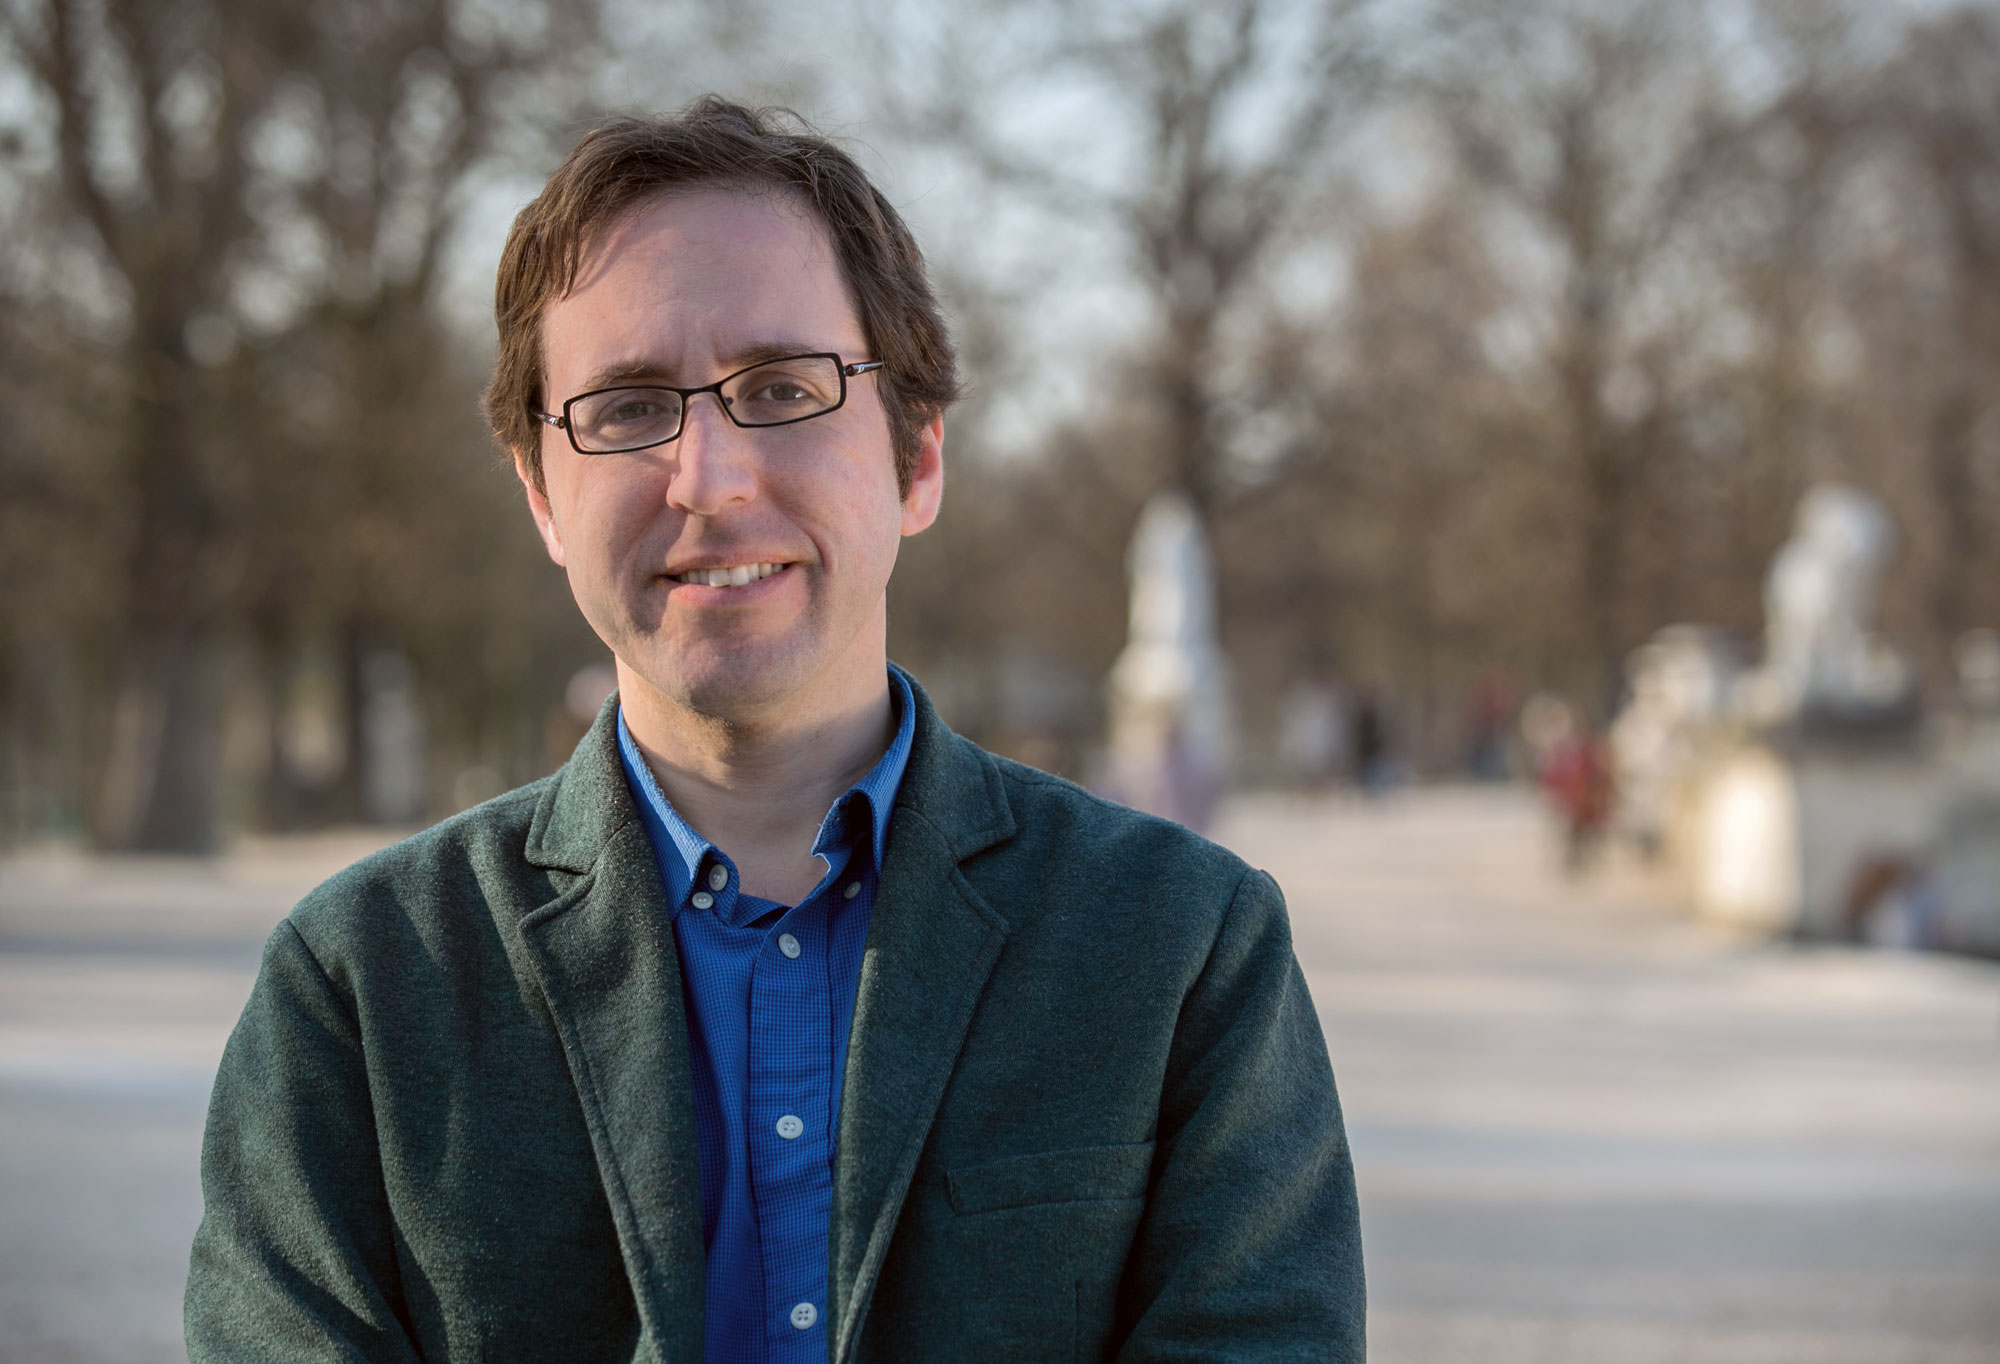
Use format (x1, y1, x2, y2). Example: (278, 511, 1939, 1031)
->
(575, 339, 838, 395)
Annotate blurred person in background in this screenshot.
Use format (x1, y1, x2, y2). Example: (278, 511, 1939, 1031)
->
(184, 99, 1363, 1363)
(1350, 687, 1394, 794)
(1276, 676, 1351, 789)
(1463, 670, 1516, 782)
(1523, 695, 1615, 874)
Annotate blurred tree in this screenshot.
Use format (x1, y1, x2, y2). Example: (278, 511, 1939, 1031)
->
(5, 0, 1989, 818)
(0, 0, 591, 847)
(1425, 0, 1740, 715)
(1220, 187, 1558, 752)
(1656, 0, 1853, 634)
(868, 0, 1415, 764)
(884, 0, 1394, 514)
(1882, 7, 2000, 659)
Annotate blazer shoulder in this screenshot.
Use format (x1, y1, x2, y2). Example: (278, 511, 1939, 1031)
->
(285, 777, 555, 964)
(982, 752, 1264, 917)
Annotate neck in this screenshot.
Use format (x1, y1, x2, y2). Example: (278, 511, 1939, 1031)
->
(617, 655, 895, 904)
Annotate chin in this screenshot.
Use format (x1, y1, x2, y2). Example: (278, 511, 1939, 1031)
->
(637, 637, 812, 722)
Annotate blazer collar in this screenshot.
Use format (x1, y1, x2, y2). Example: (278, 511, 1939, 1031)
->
(828, 676, 1018, 1361)
(525, 673, 1015, 878)
(516, 698, 702, 1361)
(525, 692, 635, 876)
(881, 671, 1016, 864)
(518, 676, 1020, 1363)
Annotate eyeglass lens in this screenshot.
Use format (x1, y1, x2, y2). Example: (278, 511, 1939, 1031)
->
(567, 354, 846, 452)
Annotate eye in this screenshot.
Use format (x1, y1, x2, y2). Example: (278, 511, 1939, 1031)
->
(724, 357, 842, 425)
(568, 387, 683, 451)
(750, 379, 813, 404)
(603, 394, 668, 425)
(577, 388, 677, 429)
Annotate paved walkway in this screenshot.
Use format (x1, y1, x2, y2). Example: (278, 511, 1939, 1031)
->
(2, 792, 1996, 1362)
(0, 835, 390, 1364)
(1214, 789, 2000, 1364)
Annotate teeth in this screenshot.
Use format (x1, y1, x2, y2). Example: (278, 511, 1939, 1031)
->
(677, 562, 782, 586)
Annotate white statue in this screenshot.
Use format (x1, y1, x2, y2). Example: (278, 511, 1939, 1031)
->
(1738, 483, 1911, 722)
(1105, 492, 1230, 830)
(1610, 625, 1741, 853)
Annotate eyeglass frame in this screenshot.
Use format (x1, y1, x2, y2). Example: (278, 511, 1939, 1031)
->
(532, 352, 886, 455)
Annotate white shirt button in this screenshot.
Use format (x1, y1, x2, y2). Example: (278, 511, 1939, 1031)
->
(843, 881, 861, 900)
(691, 891, 714, 911)
(790, 1301, 817, 1331)
(707, 864, 728, 891)
(778, 932, 801, 959)
(776, 1114, 804, 1140)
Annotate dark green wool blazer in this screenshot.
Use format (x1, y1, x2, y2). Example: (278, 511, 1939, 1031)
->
(186, 678, 1364, 1362)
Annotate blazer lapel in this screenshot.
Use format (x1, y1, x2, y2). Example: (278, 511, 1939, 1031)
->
(513, 701, 705, 1363)
(828, 683, 1017, 1363)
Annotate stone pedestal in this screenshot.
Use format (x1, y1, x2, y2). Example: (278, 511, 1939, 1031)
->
(1688, 734, 1941, 938)
(1930, 701, 2000, 954)
(1932, 794, 2000, 955)
(1625, 487, 2000, 955)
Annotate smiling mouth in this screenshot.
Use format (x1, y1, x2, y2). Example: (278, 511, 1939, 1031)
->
(668, 561, 788, 588)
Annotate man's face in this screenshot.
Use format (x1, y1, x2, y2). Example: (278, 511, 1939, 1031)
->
(521, 187, 943, 725)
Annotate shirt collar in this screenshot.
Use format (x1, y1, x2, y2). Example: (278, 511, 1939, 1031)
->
(615, 665, 916, 908)
(853, 664, 916, 870)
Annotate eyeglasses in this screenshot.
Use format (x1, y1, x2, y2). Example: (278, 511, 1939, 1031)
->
(534, 352, 884, 455)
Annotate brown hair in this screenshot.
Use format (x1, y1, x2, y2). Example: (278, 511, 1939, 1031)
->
(484, 98, 960, 496)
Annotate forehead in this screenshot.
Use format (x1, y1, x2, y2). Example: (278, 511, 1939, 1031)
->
(543, 186, 863, 387)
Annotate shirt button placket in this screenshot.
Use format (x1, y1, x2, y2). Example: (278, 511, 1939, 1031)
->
(751, 905, 829, 1357)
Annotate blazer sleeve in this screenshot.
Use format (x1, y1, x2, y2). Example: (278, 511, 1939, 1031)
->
(1114, 868, 1366, 1361)
(185, 919, 423, 1363)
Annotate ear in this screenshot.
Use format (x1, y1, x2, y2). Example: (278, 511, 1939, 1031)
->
(515, 449, 567, 567)
(899, 413, 945, 536)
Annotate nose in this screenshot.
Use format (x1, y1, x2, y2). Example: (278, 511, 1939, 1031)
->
(664, 391, 758, 517)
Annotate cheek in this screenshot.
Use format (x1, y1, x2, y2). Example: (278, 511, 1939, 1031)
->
(556, 477, 662, 586)
(615, 456, 680, 514)
(823, 481, 907, 577)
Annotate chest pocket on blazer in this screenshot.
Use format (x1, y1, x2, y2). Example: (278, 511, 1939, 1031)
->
(946, 1141, 1154, 1215)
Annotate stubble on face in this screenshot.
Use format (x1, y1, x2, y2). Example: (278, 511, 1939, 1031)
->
(531, 187, 920, 747)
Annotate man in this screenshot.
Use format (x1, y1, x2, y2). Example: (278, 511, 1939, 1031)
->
(187, 98, 1363, 1363)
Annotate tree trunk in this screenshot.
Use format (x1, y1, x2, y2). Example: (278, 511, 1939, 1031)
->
(1561, 288, 1624, 721)
(93, 335, 223, 852)
(1928, 386, 1977, 657)
(96, 635, 222, 852)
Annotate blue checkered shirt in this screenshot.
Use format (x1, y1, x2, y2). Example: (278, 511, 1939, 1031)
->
(615, 668, 915, 1364)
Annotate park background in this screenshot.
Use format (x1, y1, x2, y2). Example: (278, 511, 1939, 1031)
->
(1, 0, 1998, 1361)
(5, 0, 2000, 843)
